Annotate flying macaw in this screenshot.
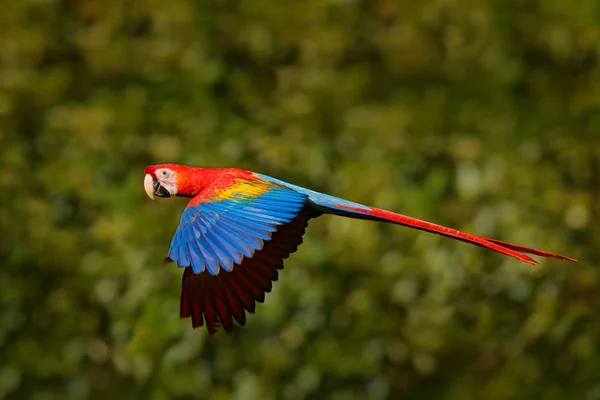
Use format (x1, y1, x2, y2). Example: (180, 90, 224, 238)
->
(144, 163, 577, 333)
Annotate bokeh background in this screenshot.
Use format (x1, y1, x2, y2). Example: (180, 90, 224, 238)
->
(1, 0, 599, 398)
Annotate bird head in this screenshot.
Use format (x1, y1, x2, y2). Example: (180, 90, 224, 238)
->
(144, 163, 188, 200)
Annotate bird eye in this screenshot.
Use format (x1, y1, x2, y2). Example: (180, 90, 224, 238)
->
(161, 170, 168, 177)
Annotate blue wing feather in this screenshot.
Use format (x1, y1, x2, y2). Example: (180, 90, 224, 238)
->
(203, 229, 237, 271)
(218, 215, 274, 240)
(255, 173, 372, 215)
(211, 223, 256, 257)
(215, 217, 266, 248)
(177, 246, 190, 267)
(187, 242, 206, 274)
(168, 181, 308, 276)
(207, 225, 248, 263)
(195, 234, 221, 275)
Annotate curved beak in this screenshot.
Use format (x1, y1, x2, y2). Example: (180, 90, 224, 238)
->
(144, 174, 156, 201)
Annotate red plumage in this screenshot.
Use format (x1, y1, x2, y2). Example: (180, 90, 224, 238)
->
(337, 205, 577, 264)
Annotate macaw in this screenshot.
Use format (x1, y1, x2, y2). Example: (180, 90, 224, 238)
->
(144, 163, 576, 333)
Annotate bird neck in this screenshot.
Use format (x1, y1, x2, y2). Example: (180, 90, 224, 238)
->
(176, 167, 255, 198)
(176, 167, 215, 197)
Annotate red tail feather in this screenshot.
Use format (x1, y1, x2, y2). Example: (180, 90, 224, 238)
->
(483, 238, 577, 262)
(336, 205, 577, 264)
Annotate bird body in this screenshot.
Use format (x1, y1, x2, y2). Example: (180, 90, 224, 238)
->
(144, 163, 576, 333)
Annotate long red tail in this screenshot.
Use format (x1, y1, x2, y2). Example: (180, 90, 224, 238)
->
(332, 205, 577, 265)
(260, 175, 577, 264)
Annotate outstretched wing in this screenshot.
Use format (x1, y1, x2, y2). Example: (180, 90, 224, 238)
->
(167, 178, 309, 275)
(166, 176, 317, 332)
(180, 215, 312, 333)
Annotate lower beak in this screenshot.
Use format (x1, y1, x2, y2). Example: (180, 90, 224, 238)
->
(144, 174, 172, 201)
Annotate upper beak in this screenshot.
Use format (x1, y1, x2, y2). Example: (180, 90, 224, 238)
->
(144, 174, 156, 201)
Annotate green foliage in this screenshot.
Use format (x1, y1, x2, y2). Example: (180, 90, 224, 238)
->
(1, 0, 598, 398)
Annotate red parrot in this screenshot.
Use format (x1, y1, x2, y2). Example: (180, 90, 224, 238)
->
(144, 164, 577, 333)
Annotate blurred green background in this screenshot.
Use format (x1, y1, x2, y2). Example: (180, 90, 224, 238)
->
(1, 0, 599, 398)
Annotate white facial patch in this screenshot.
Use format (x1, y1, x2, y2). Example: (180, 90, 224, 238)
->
(155, 168, 178, 196)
